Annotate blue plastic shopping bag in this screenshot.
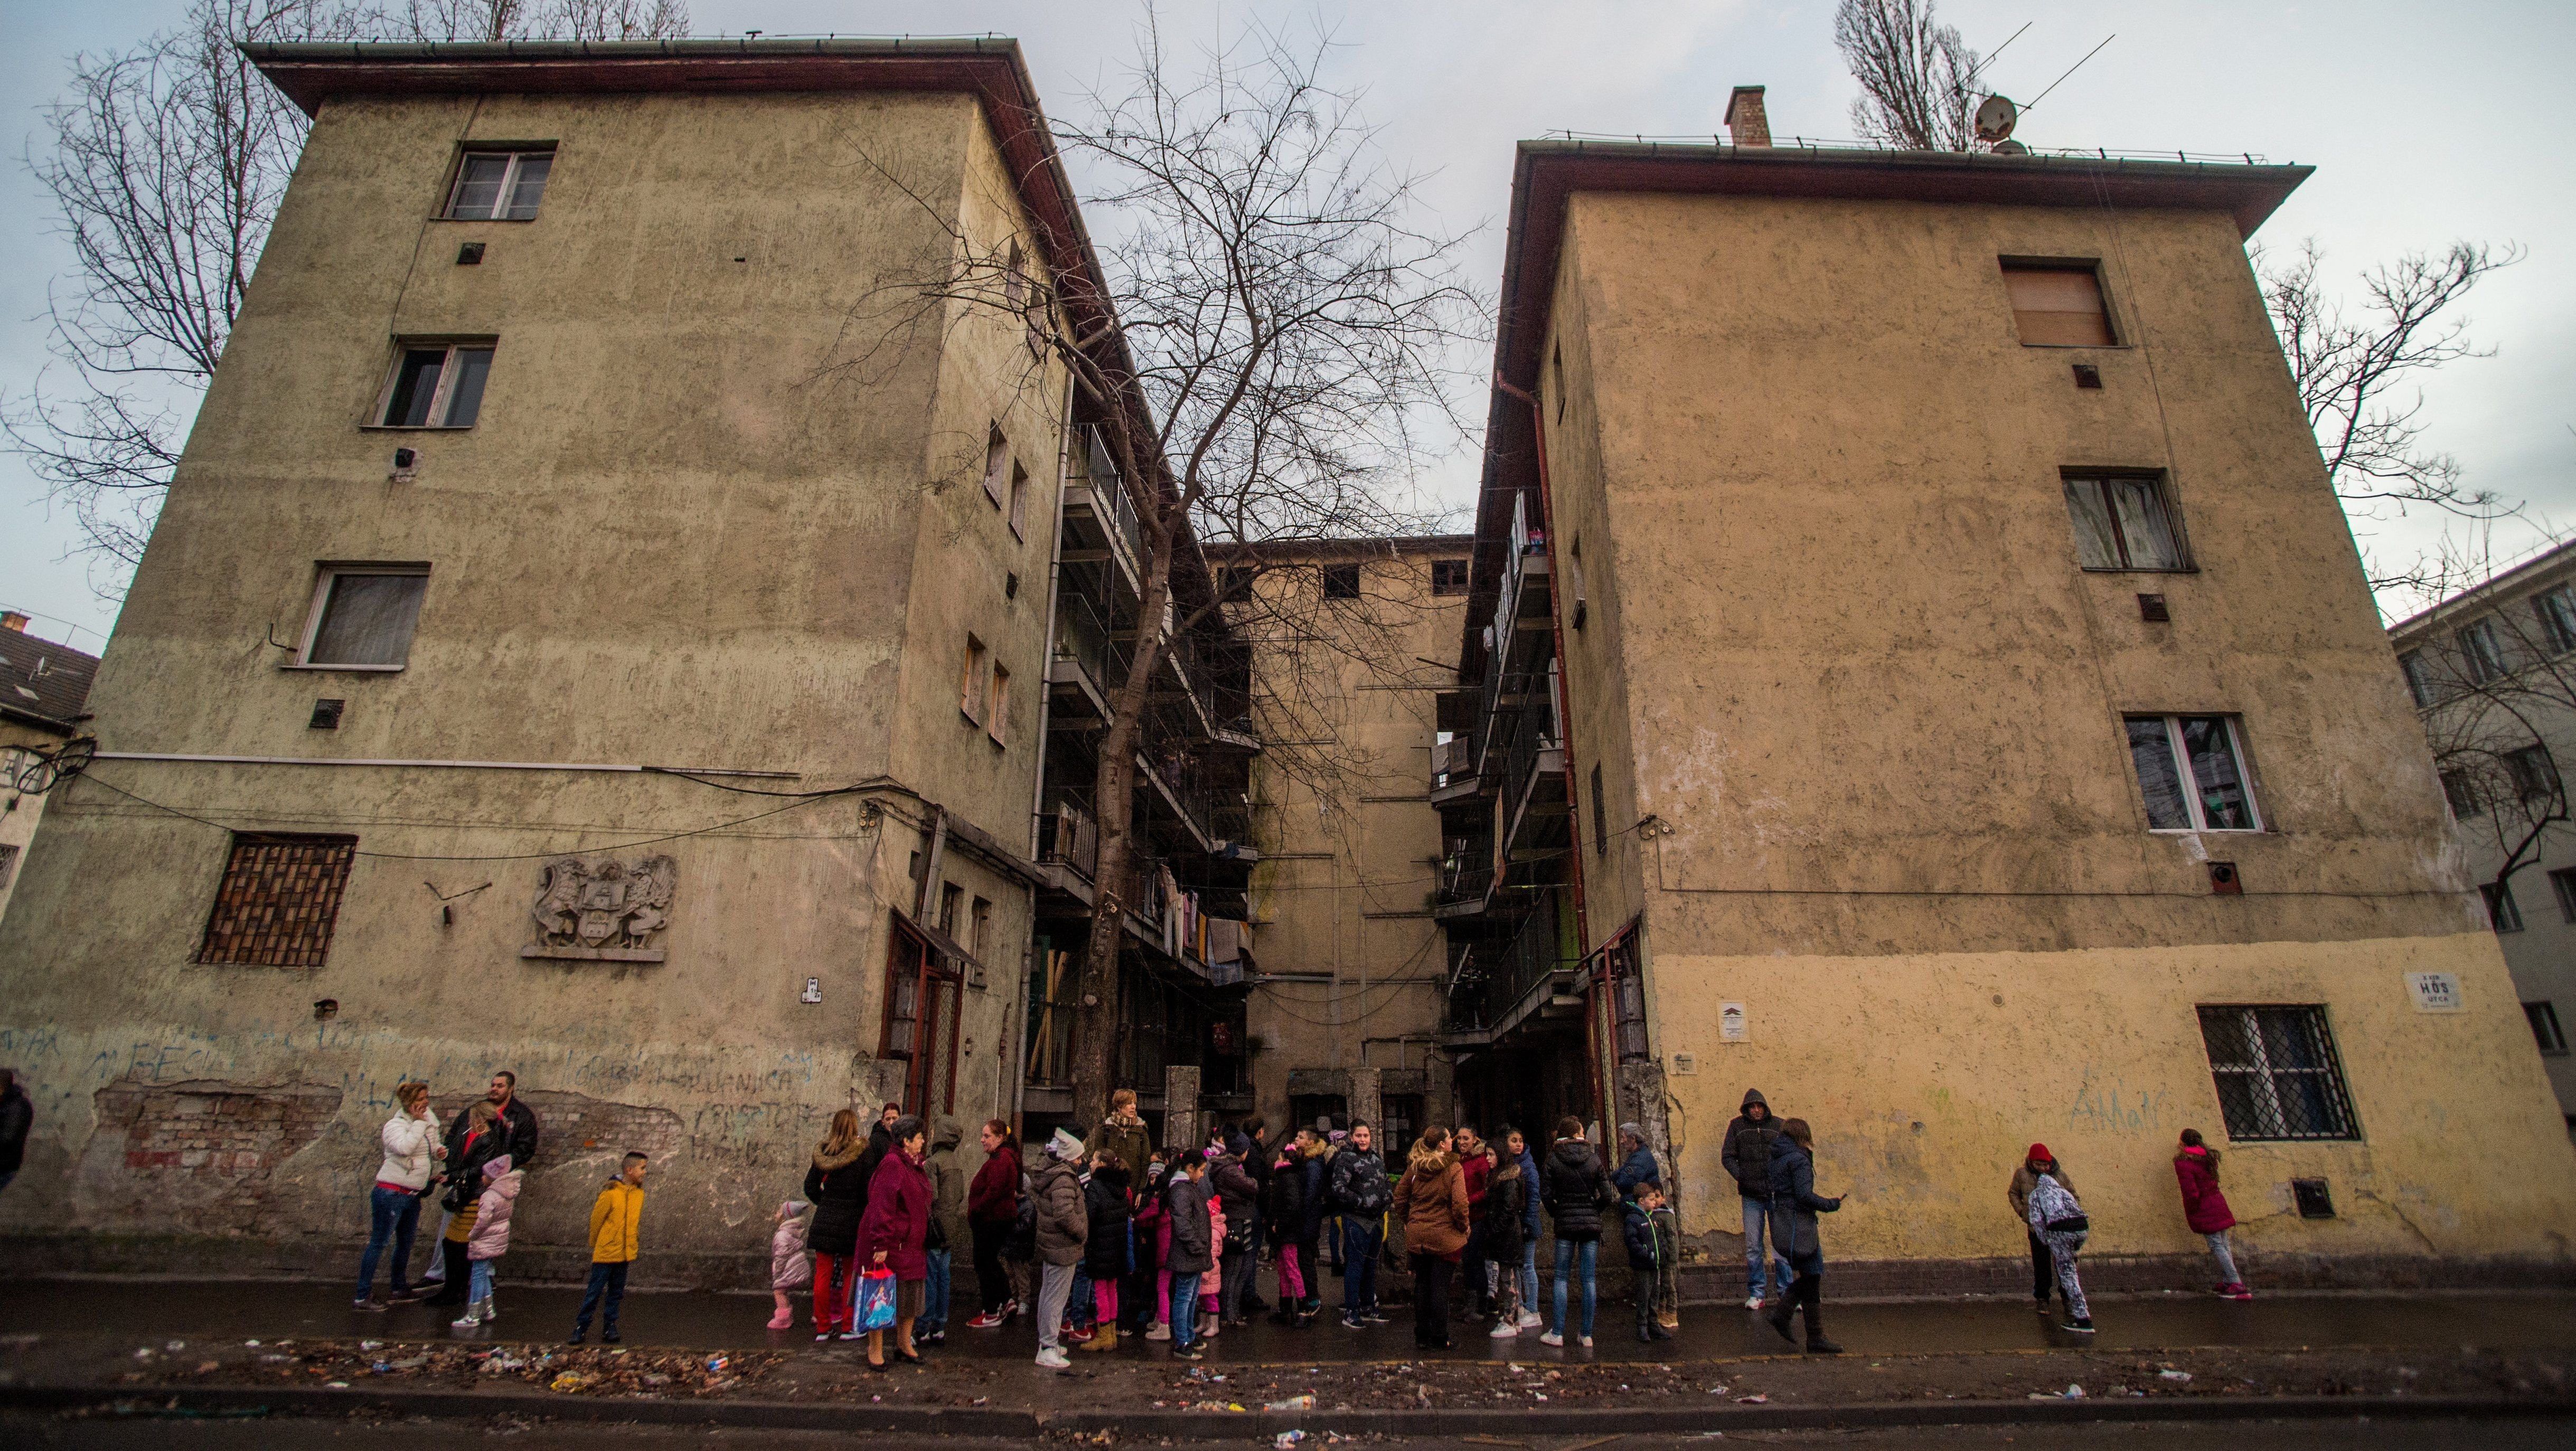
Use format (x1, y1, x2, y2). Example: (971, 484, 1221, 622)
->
(857, 1268, 898, 1331)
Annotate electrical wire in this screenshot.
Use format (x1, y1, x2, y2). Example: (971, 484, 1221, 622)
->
(72, 771, 863, 863)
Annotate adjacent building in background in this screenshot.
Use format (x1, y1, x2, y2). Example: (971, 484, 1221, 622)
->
(0, 612, 100, 926)
(1434, 97, 2576, 1288)
(2387, 540, 2576, 1130)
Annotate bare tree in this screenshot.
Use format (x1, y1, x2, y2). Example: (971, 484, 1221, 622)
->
(2255, 239, 2522, 592)
(1835, 0, 1980, 151)
(7, 0, 689, 591)
(836, 17, 1481, 1124)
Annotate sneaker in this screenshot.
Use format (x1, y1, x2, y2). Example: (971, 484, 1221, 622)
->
(1489, 1321, 1520, 1339)
(601, 1332, 621, 1345)
(814, 1331, 835, 1343)
(2223, 1284, 2254, 1301)
(968, 1310, 1008, 1330)
(1172, 1344, 1204, 1361)
(1578, 1335, 1593, 1349)
(2061, 1316, 2094, 1333)
(924, 1330, 946, 1344)
(352, 1296, 388, 1312)
(1517, 1309, 1541, 1328)
(1744, 1294, 1764, 1310)
(1368, 1309, 1393, 1324)
(450, 1306, 485, 1330)
(1538, 1331, 1564, 1347)
(839, 1330, 865, 1341)
(1035, 1347, 1071, 1370)
(566, 1333, 588, 1345)
(1144, 1323, 1172, 1341)
(1064, 1325, 1093, 1343)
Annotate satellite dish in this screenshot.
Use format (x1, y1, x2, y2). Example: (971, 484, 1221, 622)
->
(1974, 93, 2018, 144)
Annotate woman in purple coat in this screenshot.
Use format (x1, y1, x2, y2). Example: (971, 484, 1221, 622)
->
(857, 1115, 935, 1370)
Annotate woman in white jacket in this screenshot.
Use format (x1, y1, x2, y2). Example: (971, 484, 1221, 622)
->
(355, 1081, 444, 1309)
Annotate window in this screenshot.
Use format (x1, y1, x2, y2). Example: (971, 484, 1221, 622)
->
(2537, 588, 2576, 657)
(969, 895, 993, 961)
(299, 566, 429, 669)
(2550, 867, 2576, 922)
(2399, 649, 2438, 708)
(2002, 261, 2114, 345)
(1431, 559, 1470, 596)
(986, 662, 1011, 745)
(1380, 1094, 1422, 1151)
(2527, 1001, 2569, 1056)
(960, 635, 988, 723)
(2442, 769, 2484, 820)
(2457, 618, 2507, 684)
(1219, 566, 1255, 602)
(2124, 715, 2260, 831)
(377, 341, 494, 428)
(983, 425, 1010, 509)
(444, 148, 553, 220)
(881, 916, 962, 1115)
(2062, 474, 2188, 570)
(2506, 744, 2561, 804)
(937, 881, 964, 938)
(1322, 563, 1361, 600)
(2483, 881, 2525, 933)
(1008, 462, 1030, 538)
(196, 832, 359, 967)
(0, 842, 17, 892)
(2196, 1005, 2360, 1141)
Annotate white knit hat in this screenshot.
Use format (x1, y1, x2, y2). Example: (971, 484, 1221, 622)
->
(1047, 1128, 1086, 1161)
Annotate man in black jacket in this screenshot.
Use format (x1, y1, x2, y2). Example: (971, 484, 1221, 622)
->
(1718, 1088, 1784, 1309)
(417, 1072, 541, 1296)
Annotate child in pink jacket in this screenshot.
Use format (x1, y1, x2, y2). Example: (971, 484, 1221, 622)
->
(770, 1199, 814, 1329)
(451, 1154, 520, 1331)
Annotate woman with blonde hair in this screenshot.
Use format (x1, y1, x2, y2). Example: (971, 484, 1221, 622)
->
(355, 1080, 443, 1309)
(804, 1108, 872, 1340)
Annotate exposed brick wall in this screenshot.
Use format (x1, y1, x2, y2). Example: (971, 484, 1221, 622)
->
(82, 1080, 344, 1221)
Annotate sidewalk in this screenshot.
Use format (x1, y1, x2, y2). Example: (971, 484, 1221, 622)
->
(3, 1278, 2571, 1439)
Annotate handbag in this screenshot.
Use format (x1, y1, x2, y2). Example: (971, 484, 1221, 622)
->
(2044, 1215, 2090, 1235)
(855, 1268, 899, 1331)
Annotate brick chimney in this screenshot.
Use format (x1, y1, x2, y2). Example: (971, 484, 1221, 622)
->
(0, 611, 27, 633)
(1724, 86, 1772, 147)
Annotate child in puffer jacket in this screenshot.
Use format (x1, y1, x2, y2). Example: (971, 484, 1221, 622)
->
(1620, 1185, 1679, 1342)
(770, 1199, 814, 1330)
(451, 1154, 520, 1331)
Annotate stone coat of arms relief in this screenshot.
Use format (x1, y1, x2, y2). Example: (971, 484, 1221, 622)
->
(523, 854, 679, 962)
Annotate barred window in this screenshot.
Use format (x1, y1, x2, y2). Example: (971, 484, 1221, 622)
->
(198, 833, 359, 967)
(2196, 1005, 2360, 1141)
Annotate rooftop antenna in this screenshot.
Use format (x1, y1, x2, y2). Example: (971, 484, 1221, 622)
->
(2020, 33, 2118, 114)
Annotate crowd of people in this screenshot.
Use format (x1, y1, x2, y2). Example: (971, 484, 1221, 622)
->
(344, 1074, 2255, 1360)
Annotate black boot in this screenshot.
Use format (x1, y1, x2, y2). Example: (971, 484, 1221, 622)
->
(1797, 1275, 1841, 1354)
(1764, 1283, 1798, 1346)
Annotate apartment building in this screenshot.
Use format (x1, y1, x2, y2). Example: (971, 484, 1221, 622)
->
(0, 39, 1247, 1281)
(1432, 96, 2576, 1284)
(2388, 541, 2576, 1129)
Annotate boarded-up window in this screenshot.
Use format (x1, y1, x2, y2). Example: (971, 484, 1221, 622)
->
(2002, 263, 2114, 346)
(198, 833, 358, 966)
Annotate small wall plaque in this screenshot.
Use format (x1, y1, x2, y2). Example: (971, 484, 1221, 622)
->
(2405, 971, 2462, 1013)
(1719, 1003, 1747, 1042)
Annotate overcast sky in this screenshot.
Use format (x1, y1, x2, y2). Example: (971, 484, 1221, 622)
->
(4, 0, 2570, 654)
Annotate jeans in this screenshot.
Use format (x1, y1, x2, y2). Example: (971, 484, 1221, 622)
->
(1220, 1240, 1257, 1320)
(971, 1220, 1012, 1312)
(2205, 1231, 2241, 1286)
(921, 1248, 952, 1332)
(1295, 1237, 1322, 1307)
(1169, 1269, 1198, 1349)
(572, 1261, 629, 1337)
(468, 1258, 495, 1304)
(1552, 1237, 1597, 1340)
(1070, 1267, 1093, 1327)
(1633, 1261, 1659, 1336)
(1743, 1197, 1791, 1298)
(1342, 1216, 1383, 1319)
(1519, 1237, 1540, 1317)
(2026, 1230, 2054, 1303)
(356, 1185, 422, 1298)
(1037, 1261, 1076, 1353)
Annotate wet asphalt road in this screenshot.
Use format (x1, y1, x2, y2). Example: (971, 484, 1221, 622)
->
(9, 1277, 2574, 1362)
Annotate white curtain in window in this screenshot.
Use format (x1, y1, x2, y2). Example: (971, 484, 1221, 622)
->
(309, 574, 428, 666)
(2109, 478, 2183, 568)
(2063, 480, 2121, 569)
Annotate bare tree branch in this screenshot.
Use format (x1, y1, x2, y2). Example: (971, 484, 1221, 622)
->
(1835, 0, 1980, 151)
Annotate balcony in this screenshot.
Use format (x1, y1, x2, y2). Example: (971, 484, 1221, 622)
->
(1064, 425, 1148, 592)
(1441, 890, 1581, 1045)
(1048, 590, 1123, 723)
(1430, 733, 1480, 807)
(1493, 666, 1567, 856)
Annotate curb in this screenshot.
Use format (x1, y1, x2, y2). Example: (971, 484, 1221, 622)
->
(5, 1383, 2571, 1438)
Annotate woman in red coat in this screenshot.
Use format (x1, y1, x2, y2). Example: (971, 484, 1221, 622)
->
(858, 1115, 936, 1368)
(965, 1120, 1023, 1327)
(2173, 1128, 2251, 1300)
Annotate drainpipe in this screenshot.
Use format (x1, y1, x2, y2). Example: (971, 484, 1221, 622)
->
(1491, 373, 1607, 1134)
(1010, 364, 1079, 1131)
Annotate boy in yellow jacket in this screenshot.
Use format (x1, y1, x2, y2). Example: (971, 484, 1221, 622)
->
(569, 1153, 648, 1344)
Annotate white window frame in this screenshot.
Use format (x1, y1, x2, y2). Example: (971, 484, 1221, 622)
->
(2399, 649, 2438, 708)
(443, 148, 556, 221)
(370, 340, 496, 430)
(2457, 617, 2507, 684)
(2128, 714, 2263, 833)
(290, 564, 432, 672)
(2537, 587, 2576, 657)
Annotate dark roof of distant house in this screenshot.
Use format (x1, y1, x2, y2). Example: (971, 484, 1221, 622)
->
(1457, 139, 2315, 679)
(0, 629, 102, 734)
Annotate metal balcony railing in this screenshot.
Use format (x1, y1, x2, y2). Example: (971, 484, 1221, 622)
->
(1038, 800, 1100, 882)
(1444, 890, 1573, 1033)
(1085, 425, 1146, 569)
(1053, 589, 1123, 701)
(1493, 667, 1560, 839)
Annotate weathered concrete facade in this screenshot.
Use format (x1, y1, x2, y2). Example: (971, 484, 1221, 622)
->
(0, 42, 1096, 1284)
(1239, 541, 1471, 1142)
(1439, 138, 2576, 1284)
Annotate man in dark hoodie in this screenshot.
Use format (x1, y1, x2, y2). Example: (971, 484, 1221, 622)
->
(1719, 1089, 1787, 1309)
